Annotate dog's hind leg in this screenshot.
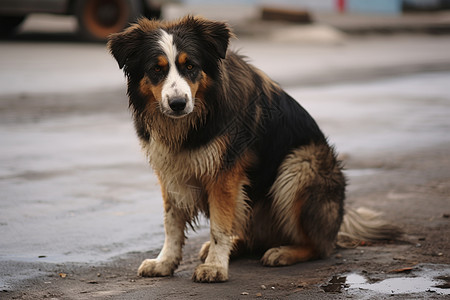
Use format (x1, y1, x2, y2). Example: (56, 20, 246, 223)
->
(262, 144, 345, 266)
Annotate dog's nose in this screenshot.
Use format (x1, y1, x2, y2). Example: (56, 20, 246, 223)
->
(168, 97, 187, 112)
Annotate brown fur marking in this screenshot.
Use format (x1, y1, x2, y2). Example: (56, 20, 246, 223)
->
(157, 55, 168, 68)
(177, 52, 188, 65)
(206, 160, 247, 233)
(139, 75, 163, 103)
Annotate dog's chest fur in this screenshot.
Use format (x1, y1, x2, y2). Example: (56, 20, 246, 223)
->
(141, 136, 228, 214)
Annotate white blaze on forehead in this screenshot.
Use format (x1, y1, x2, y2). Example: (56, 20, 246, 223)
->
(158, 29, 177, 66)
(158, 29, 194, 116)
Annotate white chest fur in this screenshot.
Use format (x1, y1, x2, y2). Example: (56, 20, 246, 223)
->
(142, 136, 228, 214)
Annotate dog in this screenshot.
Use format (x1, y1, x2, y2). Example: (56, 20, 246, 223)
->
(107, 16, 400, 283)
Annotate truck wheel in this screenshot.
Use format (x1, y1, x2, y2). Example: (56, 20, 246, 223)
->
(75, 0, 141, 42)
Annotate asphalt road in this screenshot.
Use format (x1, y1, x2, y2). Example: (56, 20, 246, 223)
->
(0, 26, 449, 299)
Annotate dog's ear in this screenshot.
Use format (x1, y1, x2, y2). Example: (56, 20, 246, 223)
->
(107, 19, 159, 72)
(185, 16, 233, 60)
(181, 16, 233, 79)
(107, 25, 141, 70)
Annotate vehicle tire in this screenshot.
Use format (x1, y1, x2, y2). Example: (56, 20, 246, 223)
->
(0, 16, 25, 37)
(75, 0, 141, 42)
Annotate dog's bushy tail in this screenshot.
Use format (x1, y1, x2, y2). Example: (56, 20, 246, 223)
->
(337, 207, 402, 248)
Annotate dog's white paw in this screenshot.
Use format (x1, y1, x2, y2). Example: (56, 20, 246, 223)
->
(192, 264, 228, 283)
(137, 259, 176, 277)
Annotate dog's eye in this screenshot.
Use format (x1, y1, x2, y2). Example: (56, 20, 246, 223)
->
(153, 65, 162, 73)
(186, 64, 194, 71)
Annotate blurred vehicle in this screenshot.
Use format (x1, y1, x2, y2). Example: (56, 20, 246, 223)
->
(404, 0, 450, 10)
(0, 0, 175, 41)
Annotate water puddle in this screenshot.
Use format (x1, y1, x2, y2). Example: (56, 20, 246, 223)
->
(321, 264, 450, 296)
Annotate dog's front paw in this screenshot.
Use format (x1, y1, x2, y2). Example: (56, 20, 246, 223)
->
(192, 264, 228, 283)
(137, 259, 175, 277)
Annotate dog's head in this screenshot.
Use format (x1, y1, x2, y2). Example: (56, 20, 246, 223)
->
(108, 16, 232, 119)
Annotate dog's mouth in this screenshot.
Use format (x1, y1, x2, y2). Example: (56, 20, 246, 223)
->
(162, 109, 191, 119)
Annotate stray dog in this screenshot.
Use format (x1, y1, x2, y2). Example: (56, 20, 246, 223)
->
(108, 16, 400, 283)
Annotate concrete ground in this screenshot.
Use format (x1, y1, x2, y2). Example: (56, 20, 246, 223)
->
(1, 8, 450, 299)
